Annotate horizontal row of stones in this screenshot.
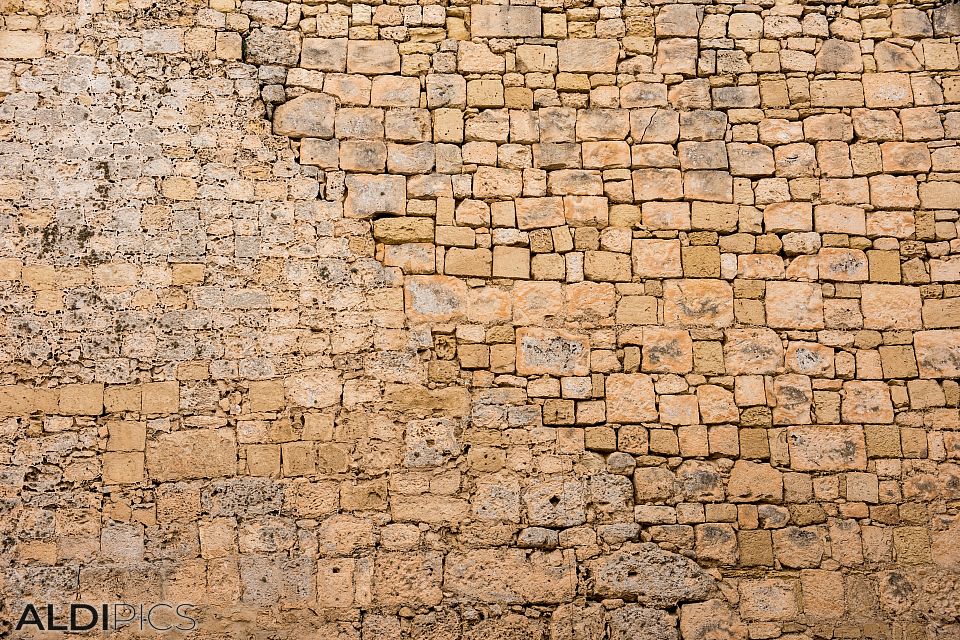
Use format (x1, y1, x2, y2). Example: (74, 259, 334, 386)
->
(16, 388, 959, 563)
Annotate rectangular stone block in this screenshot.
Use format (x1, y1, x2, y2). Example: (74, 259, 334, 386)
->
(915, 330, 960, 378)
(557, 39, 619, 73)
(347, 41, 400, 74)
(0, 31, 45, 59)
(515, 327, 590, 376)
(444, 548, 576, 603)
(146, 428, 237, 481)
(59, 383, 104, 416)
(787, 425, 867, 471)
(471, 5, 542, 38)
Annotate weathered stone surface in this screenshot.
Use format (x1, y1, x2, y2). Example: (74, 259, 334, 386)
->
(558, 39, 620, 73)
(914, 330, 960, 378)
(471, 5, 542, 38)
(273, 93, 335, 138)
(516, 328, 591, 376)
(146, 429, 237, 481)
(444, 549, 575, 603)
(663, 279, 734, 328)
(606, 373, 658, 423)
(787, 425, 867, 471)
(586, 542, 717, 606)
(0, 31, 45, 58)
(405, 275, 469, 323)
(7, 0, 960, 630)
(724, 328, 783, 375)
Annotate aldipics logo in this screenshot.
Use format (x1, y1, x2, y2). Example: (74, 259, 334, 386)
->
(14, 603, 197, 633)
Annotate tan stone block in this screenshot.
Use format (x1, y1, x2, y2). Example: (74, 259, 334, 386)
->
(893, 527, 931, 565)
(765, 281, 823, 330)
(104, 385, 142, 413)
(102, 452, 145, 485)
(0, 31, 45, 58)
(739, 429, 770, 460)
(738, 579, 798, 621)
(632, 168, 682, 201)
(59, 383, 104, 416)
(516, 328, 590, 376)
(861, 284, 922, 330)
(404, 275, 468, 324)
(810, 79, 864, 107)
(107, 421, 146, 451)
(818, 248, 868, 282)
(584, 250, 631, 282)
(725, 328, 783, 375)
(681, 245, 720, 278)
(739, 530, 774, 567)
(632, 240, 683, 280)
(641, 327, 693, 374)
(696, 385, 738, 424)
(664, 279, 734, 328)
(690, 202, 737, 232)
(281, 441, 316, 477)
(764, 202, 812, 232)
(273, 93, 336, 139)
(605, 373, 657, 423)
(616, 296, 657, 325)
(247, 444, 280, 476)
(557, 39, 619, 73)
(658, 394, 698, 425)
(141, 381, 179, 414)
(801, 570, 845, 620)
(869, 174, 918, 209)
(787, 425, 867, 471)
(863, 73, 913, 108)
(470, 4, 541, 37)
(444, 248, 492, 277)
(492, 246, 530, 279)
(919, 181, 960, 209)
(147, 428, 237, 481)
(866, 250, 899, 283)
(347, 40, 400, 74)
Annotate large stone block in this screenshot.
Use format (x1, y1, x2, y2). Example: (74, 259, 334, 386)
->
(470, 5, 542, 38)
(558, 39, 620, 73)
(273, 93, 335, 139)
(663, 279, 734, 328)
(787, 425, 866, 471)
(914, 330, 960, 378)
(405, 275, 469, 323)
(444, 548, 576, 603)
(245, 27, 301, 66)
(586, 542, 716, 606)
(0, 31, 45, 58)
(347, 41, 400, 74)
(344, 174, 405, 218)
(515, 328, 590, 376)
(605, 373, 657, 423)
(146, 428, 237, 481)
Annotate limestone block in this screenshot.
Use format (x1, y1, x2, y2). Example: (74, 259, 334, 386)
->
(444, 548, 575, 604)
(0, 31, 45, 59)
(516, 328, 590, 376)
(146, 428, 237, 481)
(787, 425, 867, 471)
(347, 41, 400, 74)
(558, 39, 620, 73)
(273, 93, 335, 138)
(470, 5, 542, 38)
(301, 38, 347, 71)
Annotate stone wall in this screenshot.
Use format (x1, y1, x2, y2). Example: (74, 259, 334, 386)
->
(1, 0, 960, 637)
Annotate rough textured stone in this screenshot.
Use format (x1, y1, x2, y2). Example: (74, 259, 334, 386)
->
(587, 542, 717, 606)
